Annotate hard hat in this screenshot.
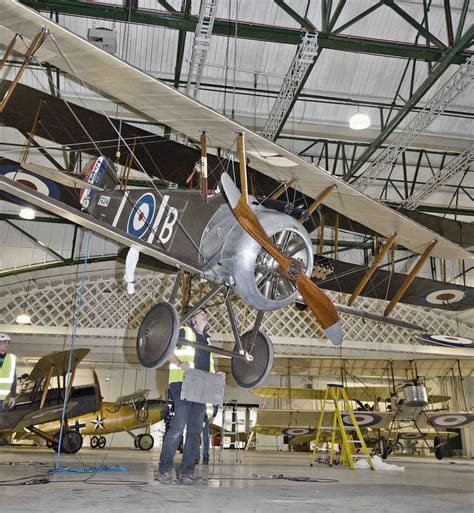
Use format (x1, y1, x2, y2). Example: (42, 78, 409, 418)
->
(0, 333, 11, 343)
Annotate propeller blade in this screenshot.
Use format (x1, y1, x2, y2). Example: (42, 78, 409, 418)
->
(221, 172, 342, 345)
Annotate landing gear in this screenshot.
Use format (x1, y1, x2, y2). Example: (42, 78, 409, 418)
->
(136, 302, 179, 368)
(231, 330, 274, 389)
(90, 435, 106, 449)
(136, 433, 154, 451)
(136, 288, 274, 389)
(434, 436, 444, 460)
(52, 430, 83, 454)
(378, 436, 388, 460)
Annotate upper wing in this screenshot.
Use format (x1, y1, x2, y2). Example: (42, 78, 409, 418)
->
(0, 176, 200, 274)
(0, 1, 471, 261)
(27, 348, 90, 382)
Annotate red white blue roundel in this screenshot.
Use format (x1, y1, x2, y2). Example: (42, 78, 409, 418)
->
(1, 167, 60, 199)
(415, 334, 474, 349)
(341, 413, 382, 427)
(425, 289, 464, 305)
(398, 433, 424, 440)
(127, 193, 156, 238)
(282, 427, 315, 437)
(427, 413, 473, 428)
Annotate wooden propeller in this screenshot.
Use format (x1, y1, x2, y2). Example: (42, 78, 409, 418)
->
(220, 134, 342, 345)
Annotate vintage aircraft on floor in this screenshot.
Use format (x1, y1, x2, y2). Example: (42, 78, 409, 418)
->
(250, 380, 473, 459)
(0, 2, 472, 389)
(17, 389, 164, 451)
(0, 349, 101, 454)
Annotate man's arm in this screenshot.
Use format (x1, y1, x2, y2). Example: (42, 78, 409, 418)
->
(8, 368, 16, 408)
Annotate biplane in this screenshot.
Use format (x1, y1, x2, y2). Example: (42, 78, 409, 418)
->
(0, 2, 472, 390)
(17, 389, 164, 452)
(0, 349, 101, 454)
(250, 380, 473, 459)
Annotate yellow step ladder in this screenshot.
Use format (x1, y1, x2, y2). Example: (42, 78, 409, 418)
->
(310, 384, 374, 470)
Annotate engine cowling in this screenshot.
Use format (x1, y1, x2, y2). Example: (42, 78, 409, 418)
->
(200, 204, 313, 311)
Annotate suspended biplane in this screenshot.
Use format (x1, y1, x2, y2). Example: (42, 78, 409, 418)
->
(0, 349, 101, 454)
(0, 2, 472, 390)
(250, 380, 473, 459)
(17, 389, 164, 452)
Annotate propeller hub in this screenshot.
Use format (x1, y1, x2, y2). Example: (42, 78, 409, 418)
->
(287, 259, 304, 280)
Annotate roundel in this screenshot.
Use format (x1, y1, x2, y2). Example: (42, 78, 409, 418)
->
(398, 433, 423, 440)
(341, 413, 382, 427)
(282, 427, 315, 437)
(3, 169, 60, 199)
(415, 334, 474, 349)
(428, 414, 473, 428)
(426, 289, 464, 305)
(127, 193, 156, 238)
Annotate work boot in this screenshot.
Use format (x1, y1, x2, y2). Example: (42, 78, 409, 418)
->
(180, 472, 208, 485)
(194, 459, 200, 464)
(202, 458, 209, 465)
(155, 470, 175, 484)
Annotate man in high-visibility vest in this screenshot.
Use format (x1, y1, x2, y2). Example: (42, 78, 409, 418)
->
(157, 309, 225, 485)
(0, 333, 17, 411)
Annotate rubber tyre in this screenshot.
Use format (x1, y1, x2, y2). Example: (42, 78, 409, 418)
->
(379, 436, 388, 460)
(97, 436, 106, 449)
(90, 435, 98, 449)
(434, 435, 444, 460)
(136, 302, 179, 368)
(231, 330, 274, 389)
(137, 433, 154, 451)
(53, 431, 83, 454)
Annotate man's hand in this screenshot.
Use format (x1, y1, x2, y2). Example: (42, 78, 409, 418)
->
(179, 362, 191, 371)
(216, 371, 226, 379)
(8, 397, 16, 409)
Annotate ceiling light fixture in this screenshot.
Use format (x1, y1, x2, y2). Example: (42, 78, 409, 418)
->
(349, 112, 371, 130)
(19, 207, 36, 220)
(16, 280, 32, 325)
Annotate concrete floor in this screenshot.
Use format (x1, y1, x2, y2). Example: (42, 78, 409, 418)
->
(0, 447, 472, 513)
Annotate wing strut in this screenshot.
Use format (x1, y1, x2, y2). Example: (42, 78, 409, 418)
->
(0, 28, 48, 113)
(384, 240, 437, 316)
(0, 33, 19, 70)
(348, 233, 398, 306)
(300, 184, 336, 223)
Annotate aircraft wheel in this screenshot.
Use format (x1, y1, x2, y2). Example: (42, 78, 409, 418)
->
(137, 433, 154, 451)
(378, 436, 388, 460)
(434, 436, 444, 460)
(231, 330, 274, 389)
(97, 436, 106, 449)
(136, 302, 179, 368)
(90, 435, 99, 449)
(134, 437, 139, 448)
(53, 431, 83, 454)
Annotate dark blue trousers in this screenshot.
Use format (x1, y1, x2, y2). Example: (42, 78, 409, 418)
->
(159, 382, 206, 476)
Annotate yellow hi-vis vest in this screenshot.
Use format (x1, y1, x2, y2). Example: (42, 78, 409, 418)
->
(169, 327, 215, 384)
(0, 353, 16, 400)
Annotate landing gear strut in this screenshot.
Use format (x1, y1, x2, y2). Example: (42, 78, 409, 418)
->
(136, 287, 274, 389)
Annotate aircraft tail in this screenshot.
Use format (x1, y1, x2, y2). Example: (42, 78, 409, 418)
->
(80, 156, 119, 212)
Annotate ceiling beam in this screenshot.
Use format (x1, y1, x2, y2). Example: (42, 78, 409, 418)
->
(274, 0, 315, 30)
(346, 25, 474, 182)
(19, 1, 472, 63)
